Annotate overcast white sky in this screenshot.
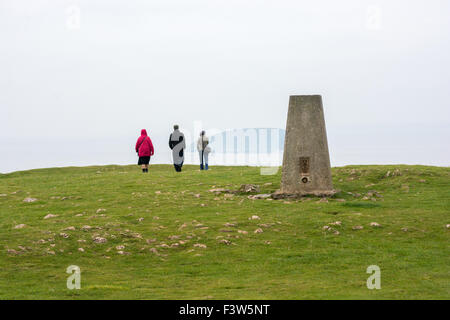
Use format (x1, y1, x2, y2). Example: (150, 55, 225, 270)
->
(1, 0, 449, 172)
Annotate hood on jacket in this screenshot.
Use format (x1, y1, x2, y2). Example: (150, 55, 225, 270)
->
(141, 129, 147, 136)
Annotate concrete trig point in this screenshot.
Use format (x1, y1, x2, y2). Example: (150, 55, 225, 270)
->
(275, 95, 335, 198)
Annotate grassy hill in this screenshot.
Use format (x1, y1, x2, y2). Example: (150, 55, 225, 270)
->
(0, 164, 448, 299)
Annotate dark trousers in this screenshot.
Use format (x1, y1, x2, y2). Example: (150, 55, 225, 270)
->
(174, 161, 184, 172)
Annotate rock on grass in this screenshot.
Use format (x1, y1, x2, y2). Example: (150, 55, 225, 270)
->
(238, 184, 260, 193)
(370, 222, 381, 227)
(7, 249, 20, 255)
(224, 223, 237, 227)
(248, 194, 271, 200)
(93, 237, 107, 243)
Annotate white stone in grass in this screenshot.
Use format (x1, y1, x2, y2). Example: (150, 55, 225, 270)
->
(224, 223, 236, 227)
(23, 197, 37, 203)
(249, 194, 272, 200)
(14, 224, 26, 229)
(43, 214, 58, 219)
(96, 208, 106, 213)
(116, 245, 125, 250)
(78, 248, 85, 252)
(370, 222, 381, 227)
(250, 215, 260, 220)
(7, 249, 20, 255)
(352, 225, 364, 230)
(446, 224, 450, 229)
(193, 243, 207, 249)
(254, 228, 263, 234)
(209, 188, 230, 193)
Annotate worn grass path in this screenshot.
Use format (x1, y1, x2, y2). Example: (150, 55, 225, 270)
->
(0, 164, 449, 299)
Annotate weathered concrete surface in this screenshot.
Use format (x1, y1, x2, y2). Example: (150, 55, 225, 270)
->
(276, 95, 335, 197)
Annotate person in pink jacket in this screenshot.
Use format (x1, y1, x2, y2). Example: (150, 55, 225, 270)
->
(135, 129, 154, 173)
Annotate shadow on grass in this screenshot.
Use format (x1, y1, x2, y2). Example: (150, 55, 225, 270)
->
(341, 202, 381, 208)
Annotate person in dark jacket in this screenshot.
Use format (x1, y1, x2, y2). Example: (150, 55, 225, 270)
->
(169, 125, 186, 172)
(135, 129, 154, 173)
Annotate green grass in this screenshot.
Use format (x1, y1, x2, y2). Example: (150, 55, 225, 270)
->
(0, 164, 449, 299)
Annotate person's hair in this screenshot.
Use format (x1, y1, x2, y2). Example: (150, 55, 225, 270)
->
(174, 125, 179, 130)
(200, 130, 205, 136)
